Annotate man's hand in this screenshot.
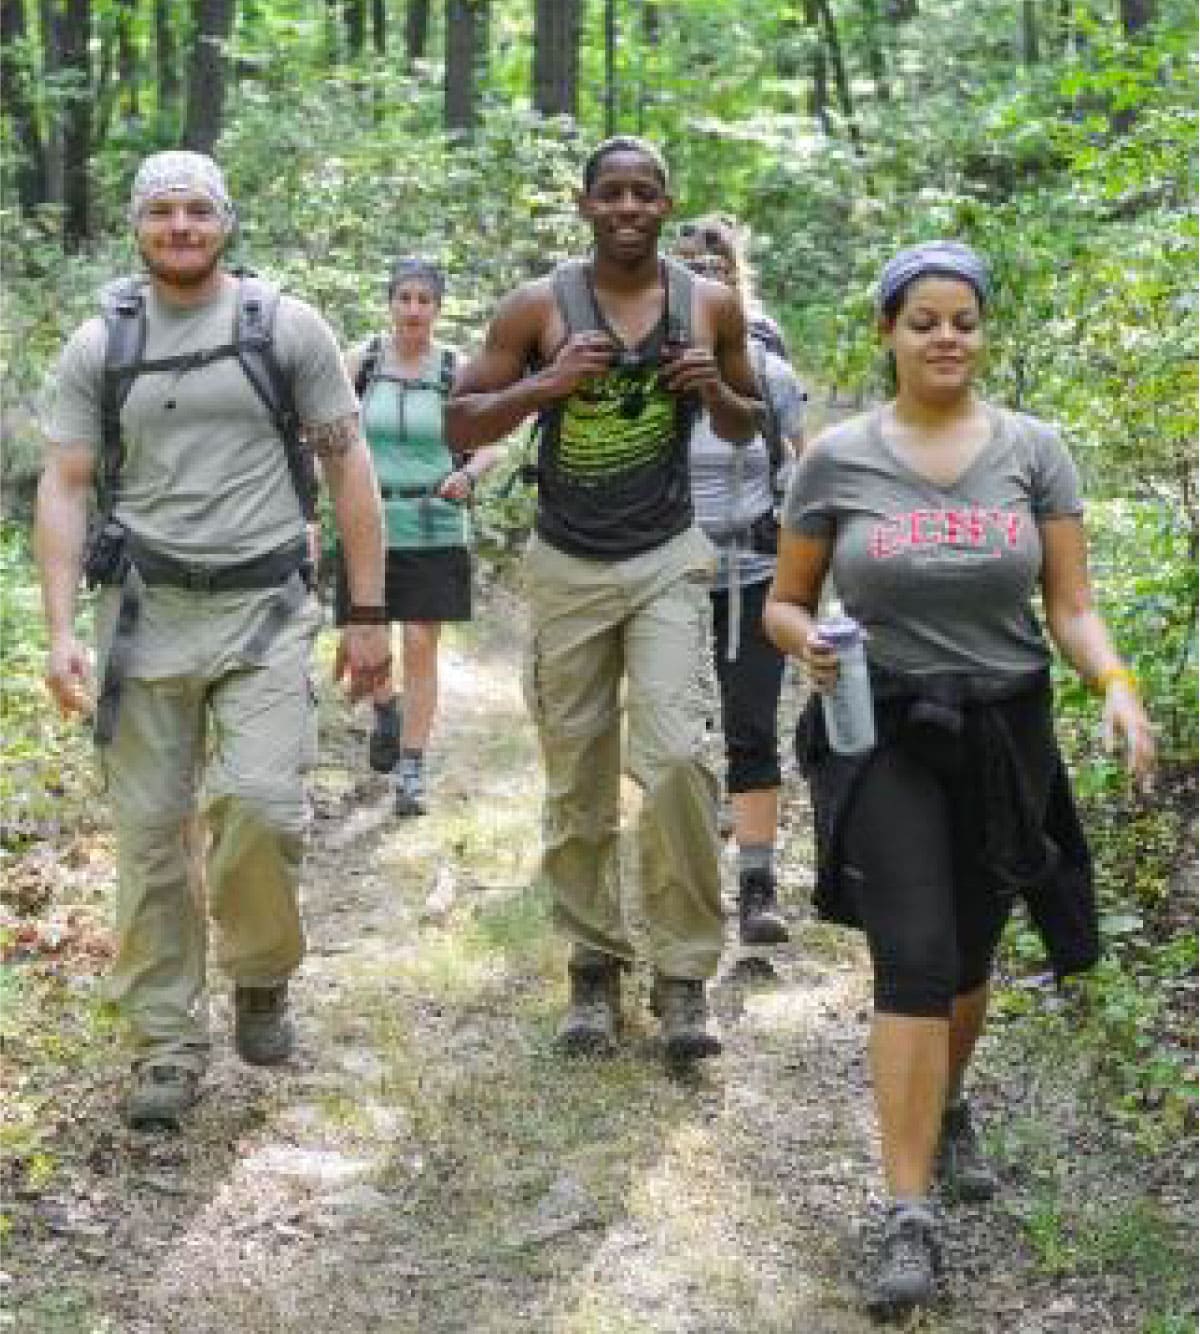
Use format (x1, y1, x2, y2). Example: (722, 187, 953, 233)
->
(333, 624, 393, 703)
(46, 635, 95, 718)
(658, 342, 723, 402)
(546, 333, 615, 398)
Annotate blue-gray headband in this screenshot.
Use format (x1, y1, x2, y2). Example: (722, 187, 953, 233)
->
(388, 258, 445, 301)
(877, 241, 989, 314)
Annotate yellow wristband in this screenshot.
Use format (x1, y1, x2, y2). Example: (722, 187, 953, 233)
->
(1093, 666, 1137, 696)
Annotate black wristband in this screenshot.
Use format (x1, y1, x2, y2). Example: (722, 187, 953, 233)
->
(346, 605, 387, 625)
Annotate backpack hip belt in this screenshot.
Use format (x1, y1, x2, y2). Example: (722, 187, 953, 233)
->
(92, 533, 312, 748)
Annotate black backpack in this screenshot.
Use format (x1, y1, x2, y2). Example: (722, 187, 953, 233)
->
(98, 271, 316, 521)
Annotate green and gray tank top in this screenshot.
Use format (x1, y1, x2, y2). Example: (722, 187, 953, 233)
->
(536, 259, 697, 560)
(358, 340, 466, 551)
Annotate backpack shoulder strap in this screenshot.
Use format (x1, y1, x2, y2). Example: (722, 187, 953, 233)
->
(753, 340, 785, 489)
(234, 276, 317, 521)
(438, 345, 457, 396)
(551, 260, 600, 338)
(98, 276, 149, 515)
(662, 256, 694, 346)
(354, 333, 384, 399)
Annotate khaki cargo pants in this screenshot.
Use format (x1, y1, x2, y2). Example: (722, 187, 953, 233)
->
(522, 526, 724, 980)
(101, 604, 317, 1074)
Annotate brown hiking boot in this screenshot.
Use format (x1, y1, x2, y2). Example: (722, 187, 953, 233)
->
(125, 1063, 200, 1131)
(234, 984, 295, 1065)
(738, 868, 789, 945)
(653, 974, 722, 1061)
(556, 951, 621, 1055)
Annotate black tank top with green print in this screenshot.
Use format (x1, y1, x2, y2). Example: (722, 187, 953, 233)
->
(536, 265, 697, 561)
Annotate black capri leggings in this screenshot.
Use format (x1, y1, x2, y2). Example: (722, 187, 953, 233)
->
(841, 743, 1013, 1019)
(710, 579, 786, 793)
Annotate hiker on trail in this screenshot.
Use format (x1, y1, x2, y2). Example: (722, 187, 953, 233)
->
(336, 258, 503, 817)
(672, 213, 807, 948)
(764, 240, 1156, 1318)
(34, 150, 390, 1131)
(445, 136, 762, 1063)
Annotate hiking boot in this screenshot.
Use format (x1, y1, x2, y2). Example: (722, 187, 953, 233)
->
(653, 974, 722, 1061)
(935, 1098, 998, 1202)
(394, 753, 426, 817)
(234, 984, 294, 1065)
(125, 1063, 200, 1131)
(738, 868, 789, 945)
(867, 1200, 941, 1320)
(556, 952, 621, 1055)
(368, 698, 402, 774)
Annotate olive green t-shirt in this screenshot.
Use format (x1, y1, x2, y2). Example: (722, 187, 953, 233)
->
(46, 275, 356, 565)
(782, 406, 1084, 683)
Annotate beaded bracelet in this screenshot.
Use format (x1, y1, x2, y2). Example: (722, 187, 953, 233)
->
(1093, 665, 1137, 696)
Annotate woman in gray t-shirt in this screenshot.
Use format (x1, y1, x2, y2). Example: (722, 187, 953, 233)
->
(674, 215, 806, 948)
(764, 241, 1155, 1319)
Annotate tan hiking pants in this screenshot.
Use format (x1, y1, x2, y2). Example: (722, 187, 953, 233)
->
(101, 600, 318, 1073)
(522, 527, 724, 980)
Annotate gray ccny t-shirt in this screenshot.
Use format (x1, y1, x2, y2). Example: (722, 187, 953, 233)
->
(782, 405, 1084, 682)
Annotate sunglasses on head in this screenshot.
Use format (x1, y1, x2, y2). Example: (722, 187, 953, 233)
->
(677, 223, 728, 253)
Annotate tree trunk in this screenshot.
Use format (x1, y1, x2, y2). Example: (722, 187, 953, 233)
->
(181, 0, 235, 154)
(815, 0, 864, 157)
(39, 0, 64, 204)
(0, 0, 48, 210)
(883, 0, 917, 18)
(371, 0, 385, 54)
(860, 0, 890, 101)
(1120, 0, 1154, 35)
(154, 0, 179, 127)
(1021, 0, 1038, 64)
(405, 0, 429, 62)
(344, 0, 364, 58)
(60, 0, 92, 251)
(444, 0, 479, 135)
(604, 0, 616, 135)
(532, 0, 581, 117)
(804, 0, 830, 134)
(117, 0, 137, 117)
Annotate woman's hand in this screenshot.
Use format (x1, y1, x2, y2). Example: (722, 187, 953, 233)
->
(1102, 678, 1156, 793)
(801, 626, 840, 693)
(437, 469, 474, 503)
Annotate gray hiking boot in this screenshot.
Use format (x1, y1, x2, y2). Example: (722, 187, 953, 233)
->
(556, 951, 622, 1055)
(234, 984, 294, 1065)
(738, 868, 789, 945)
(867, 1200, 941, 1320)
(125, 1063, 200, 1131)
(369, 697, 402, 774)
(935, 1098, 998, 1202)
(394, 751, 427, 817)
(653, 974, 722, 1061)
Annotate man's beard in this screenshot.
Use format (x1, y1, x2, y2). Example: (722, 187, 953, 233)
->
(138, 239, 225, 287)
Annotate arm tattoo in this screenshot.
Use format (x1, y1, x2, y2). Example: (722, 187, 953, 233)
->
(306, 413, 360, 461)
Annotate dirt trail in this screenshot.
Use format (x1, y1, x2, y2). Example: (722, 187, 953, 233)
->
(4, 582, 1194, 1333)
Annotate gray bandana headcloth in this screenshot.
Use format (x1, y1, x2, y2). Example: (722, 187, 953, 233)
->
(877, 241, 989, 314)
(388, 258, 445, 301)
(129, 151, 235, 232)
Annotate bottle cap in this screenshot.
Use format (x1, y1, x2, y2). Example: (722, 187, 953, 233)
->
(816, 613, 863, 648)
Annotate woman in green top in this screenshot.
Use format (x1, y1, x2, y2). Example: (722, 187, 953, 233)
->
(339, 258, 503, 815)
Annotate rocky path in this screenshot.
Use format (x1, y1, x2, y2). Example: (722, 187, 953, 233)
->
(3, 582, 1194, 1333)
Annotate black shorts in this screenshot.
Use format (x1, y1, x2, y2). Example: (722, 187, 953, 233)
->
(333, 546, 472, 625)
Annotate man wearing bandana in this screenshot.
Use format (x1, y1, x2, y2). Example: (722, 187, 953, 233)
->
(35, 151, 390, 1129)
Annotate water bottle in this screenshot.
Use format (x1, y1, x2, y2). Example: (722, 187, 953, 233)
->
(816, 611, 875, 754)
